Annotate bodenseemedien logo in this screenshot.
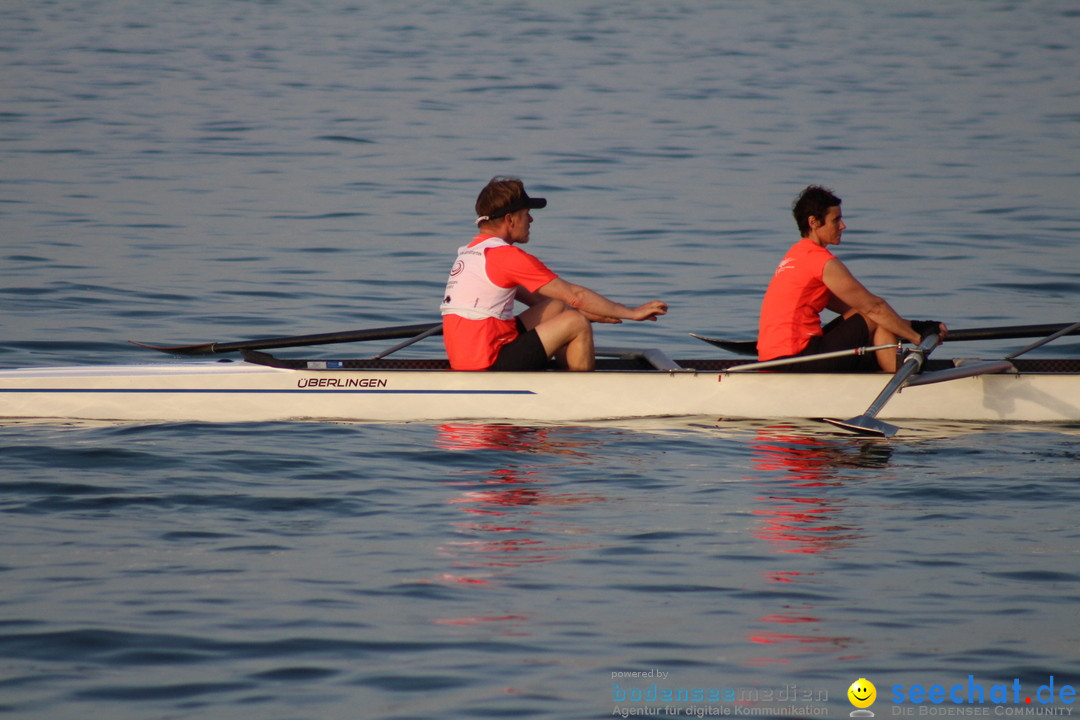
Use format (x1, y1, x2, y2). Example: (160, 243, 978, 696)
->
(848, 677, 877, 717)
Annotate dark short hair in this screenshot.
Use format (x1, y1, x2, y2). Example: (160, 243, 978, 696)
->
(475, 176, 547, 224)
(792, 185, 841, 236)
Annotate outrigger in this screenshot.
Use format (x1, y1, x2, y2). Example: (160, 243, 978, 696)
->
(0, 322, 1078, 436)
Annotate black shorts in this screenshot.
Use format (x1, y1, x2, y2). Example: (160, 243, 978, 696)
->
(488, 319, 551, 371)
(782, 314, 881, 373)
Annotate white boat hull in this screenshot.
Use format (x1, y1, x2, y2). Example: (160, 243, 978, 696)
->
(1, 360, 1078, 424)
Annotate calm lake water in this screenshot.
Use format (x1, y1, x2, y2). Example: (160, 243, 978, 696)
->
(2, 2, 1079, 719)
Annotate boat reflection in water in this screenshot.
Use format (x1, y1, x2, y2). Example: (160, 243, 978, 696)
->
(744, 425, 893, 666)
(428, 424, 606, 633)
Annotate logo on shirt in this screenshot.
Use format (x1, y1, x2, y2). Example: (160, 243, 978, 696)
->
(449, 260, 465, 277)
(775, 258, 795, 275)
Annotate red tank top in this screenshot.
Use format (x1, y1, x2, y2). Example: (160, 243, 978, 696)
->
(440, 234, 557, 370)
(757, 238, 835, 361)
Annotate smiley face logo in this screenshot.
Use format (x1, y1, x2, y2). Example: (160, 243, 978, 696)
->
(848, 678, 877, 709)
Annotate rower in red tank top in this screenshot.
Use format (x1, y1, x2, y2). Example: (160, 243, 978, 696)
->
(440, 177, 669, 371)
(757, 186, 947, 372)
(441, 234, 557, 371)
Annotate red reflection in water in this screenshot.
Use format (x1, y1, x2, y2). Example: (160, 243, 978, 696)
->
(761, 570, 803, 584)
(749, 428, 884, 555)
(742, 427, 889, 665)
(427, 424, 606, 632)
(749, 606, 839, 653)
(750, 494, 864, 556)
(433, 614, 531, 637)
(436, 573, 493, 585)
(759, 613, 821, 624)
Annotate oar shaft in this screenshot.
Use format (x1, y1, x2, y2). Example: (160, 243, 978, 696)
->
(726, 344, 897, 372)
(948, 322, 1080, 342)
(1005, 320, 1080, 360)
(212, 323, 442, 353)
(694, 322, 1080, 358)
(862, 333, 940, 419)
(134, 322, 443, 356)
(369, 324, 443, 360)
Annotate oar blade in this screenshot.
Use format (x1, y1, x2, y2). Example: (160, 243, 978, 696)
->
(689, 334, 758, 356)
(823, 416, 900, 438)
(129, 340, 219, 356)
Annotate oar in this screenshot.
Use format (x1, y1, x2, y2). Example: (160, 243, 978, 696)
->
(132, 322, 442, 356)
(725, 343, 899, 372)
(689, 334, 757, 356)
(947, 322, 1080, 342)
(823, 333, 941, 438)
(692, 322, 1080, 356)
(369, 324, 444, 360)
(1004, 320, 1080, 360)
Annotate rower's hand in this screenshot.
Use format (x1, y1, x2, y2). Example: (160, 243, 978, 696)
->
(911, 320, 948, 340)
(631, 300, 668, 322)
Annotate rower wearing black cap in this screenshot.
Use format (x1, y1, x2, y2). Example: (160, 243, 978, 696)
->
(441, 176, 668, 371)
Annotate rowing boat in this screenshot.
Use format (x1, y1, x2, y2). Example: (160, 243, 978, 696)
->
(2, 347, 1078, 428)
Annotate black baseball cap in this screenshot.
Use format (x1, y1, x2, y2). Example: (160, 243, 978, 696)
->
(475, 178, 548, 224)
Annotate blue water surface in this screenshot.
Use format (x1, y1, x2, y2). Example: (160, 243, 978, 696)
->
(2, 2, 1079, 718)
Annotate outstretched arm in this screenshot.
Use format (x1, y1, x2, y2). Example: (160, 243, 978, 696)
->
(515, 285, 622, 323)
(532, 277, 668, 322)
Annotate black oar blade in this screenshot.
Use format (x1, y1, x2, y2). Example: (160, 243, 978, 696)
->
(129, 340, 219, 356)
(823, 416, 900, 438)
(689, 334, 758, 356)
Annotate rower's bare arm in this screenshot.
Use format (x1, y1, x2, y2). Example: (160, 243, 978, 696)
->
(515, 285, 620, 324)
(580, 309, 623, 324)
(537, 278, 668, 322)
(826, 295, 852, 315)
(515, 285, 617, 322)
(515, 286, 545, 307)
(822, 259, 921, 343)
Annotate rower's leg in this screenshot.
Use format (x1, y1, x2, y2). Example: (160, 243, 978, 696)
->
(848, 311, 900, 372)
(520, 300, 594, 371)
(537, 311, 593, 371)
(870, 323, 900, 372)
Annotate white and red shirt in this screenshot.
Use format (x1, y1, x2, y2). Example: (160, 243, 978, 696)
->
(757, 238, 836, 361)
(441, 234, 557, 370)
